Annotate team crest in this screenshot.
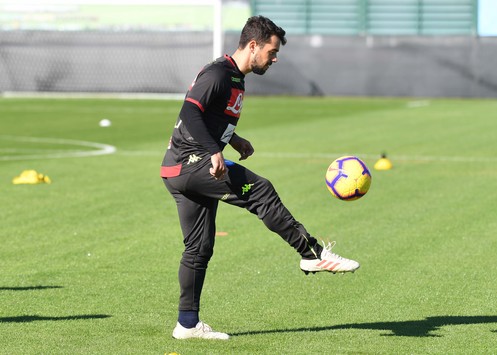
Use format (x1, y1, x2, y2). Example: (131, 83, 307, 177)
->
(225, 89, 244, 118)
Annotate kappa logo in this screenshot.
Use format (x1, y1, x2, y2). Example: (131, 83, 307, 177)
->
(221, 193, 230, 201)
(241, 183, 255, 195)
(187, 154, 202, 165)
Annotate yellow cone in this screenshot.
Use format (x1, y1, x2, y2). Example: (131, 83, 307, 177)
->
(374, 155, 393, 171)
(12, 170, 52, 184)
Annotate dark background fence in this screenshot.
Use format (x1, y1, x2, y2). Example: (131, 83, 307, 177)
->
(1, 31, 496, 98)
(1, 0, 495, 98)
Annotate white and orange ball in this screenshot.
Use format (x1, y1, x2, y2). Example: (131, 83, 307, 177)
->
(325, 156, 372, 201)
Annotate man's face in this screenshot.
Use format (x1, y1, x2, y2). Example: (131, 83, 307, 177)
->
(250, 35, 281, 75)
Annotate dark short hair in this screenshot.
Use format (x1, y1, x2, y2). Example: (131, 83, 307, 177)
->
(238, 15, 287, 49)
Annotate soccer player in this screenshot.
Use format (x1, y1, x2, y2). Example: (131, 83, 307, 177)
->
(161, 15, 359, 340)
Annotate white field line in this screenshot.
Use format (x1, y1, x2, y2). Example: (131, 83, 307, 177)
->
(117, 150, 497, 163)
(256, 152, 497, 163)
(1, 91, 184, 100)
(2, 136, 494, 163)
(0, 135, 116, 161)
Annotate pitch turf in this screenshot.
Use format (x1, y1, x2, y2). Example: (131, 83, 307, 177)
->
(1, 96, 496, 354)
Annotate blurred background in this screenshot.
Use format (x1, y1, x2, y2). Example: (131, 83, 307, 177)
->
(1, 0, 496, 97)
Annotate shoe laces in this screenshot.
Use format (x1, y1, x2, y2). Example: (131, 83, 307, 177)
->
(321, 240, 344, 261)
(196, 321, 212, 333)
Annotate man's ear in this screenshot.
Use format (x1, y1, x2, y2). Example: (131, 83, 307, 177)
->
(248, 40, 257, 53)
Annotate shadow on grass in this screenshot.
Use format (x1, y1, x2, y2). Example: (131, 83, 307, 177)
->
(231, 316, 497, 337)
(0, 314, 111, 323)
(0, 286, 63, 291)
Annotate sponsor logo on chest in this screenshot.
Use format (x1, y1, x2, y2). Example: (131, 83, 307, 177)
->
(225, 88, 244, 118)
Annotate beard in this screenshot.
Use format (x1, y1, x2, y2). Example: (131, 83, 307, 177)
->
(252, 66, 267, 75)
(251, 58, 271, 75)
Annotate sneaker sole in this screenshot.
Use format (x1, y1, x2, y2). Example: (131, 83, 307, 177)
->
(300, 266, 359, 275)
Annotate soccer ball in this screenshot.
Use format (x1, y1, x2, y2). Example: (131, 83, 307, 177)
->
(325, 156, 372, 201)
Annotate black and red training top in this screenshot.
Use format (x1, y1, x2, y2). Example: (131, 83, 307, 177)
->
(161, 55, 245, 178)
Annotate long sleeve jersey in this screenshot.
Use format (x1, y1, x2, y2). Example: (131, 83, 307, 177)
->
(161, 55, 245, 178)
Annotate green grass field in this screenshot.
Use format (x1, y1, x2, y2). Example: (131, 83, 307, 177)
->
(1, 96, 496, 354)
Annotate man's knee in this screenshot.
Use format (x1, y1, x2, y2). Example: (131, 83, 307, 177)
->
(181, 245, 214, 270)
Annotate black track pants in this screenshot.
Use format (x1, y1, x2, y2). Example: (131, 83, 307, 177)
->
(163, 160, 318, 311)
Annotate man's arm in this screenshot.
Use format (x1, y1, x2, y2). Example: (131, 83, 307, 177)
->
(180, 101, 227, 179)
(179, 101, 220, 155)
(229, 133, 254, 161)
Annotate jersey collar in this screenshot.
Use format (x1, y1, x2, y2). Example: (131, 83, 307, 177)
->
(224, 54, 244, 77)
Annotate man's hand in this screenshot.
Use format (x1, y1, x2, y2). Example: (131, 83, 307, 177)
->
(230, 134, 254, 161)
(210, 152, 227, 179)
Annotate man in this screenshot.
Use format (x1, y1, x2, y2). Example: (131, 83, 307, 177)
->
(161, 16, 359, 340)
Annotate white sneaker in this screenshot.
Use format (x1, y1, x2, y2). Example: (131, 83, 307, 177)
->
(300, 241, 360, 274)
(172, 321, 229, 340)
